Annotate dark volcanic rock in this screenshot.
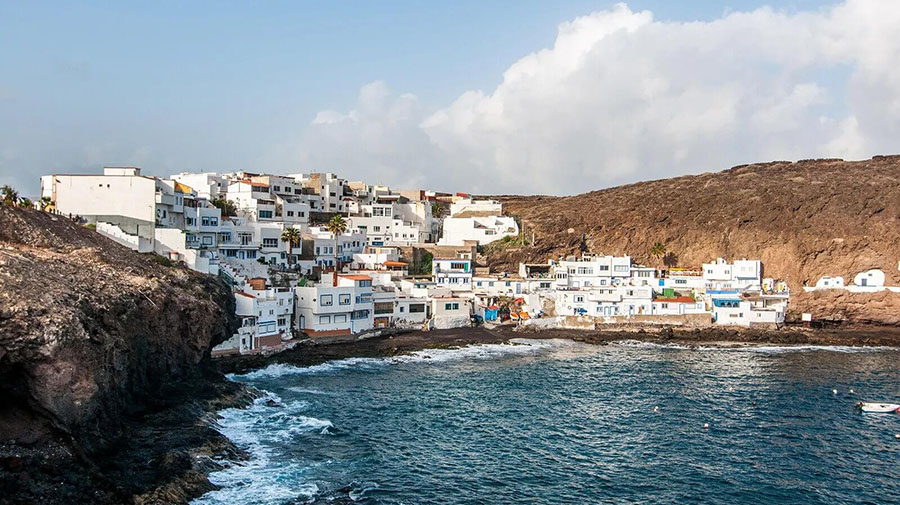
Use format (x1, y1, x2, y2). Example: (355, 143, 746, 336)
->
(0, 207, 241, 504)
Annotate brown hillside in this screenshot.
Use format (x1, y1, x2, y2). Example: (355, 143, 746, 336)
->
(485, 156, 900, 322)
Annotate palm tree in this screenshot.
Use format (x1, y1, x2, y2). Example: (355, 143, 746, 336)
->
(431, 201, 445, 219)
(326, 215, 348, 286)
(1, 185, 18, 206)
(281, 227, 301, 267)
(650, 242, 667, 267)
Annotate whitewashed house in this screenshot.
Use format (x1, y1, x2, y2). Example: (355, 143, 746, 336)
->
(702, 258, 762, 290)
(433, 258, 474, 292)
(430, 295, 472, 329)
(294, 274, 374, 336)
(853, 269, 886, 288)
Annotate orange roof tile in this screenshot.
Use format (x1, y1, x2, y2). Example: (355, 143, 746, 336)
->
(340, 274, 372, 281)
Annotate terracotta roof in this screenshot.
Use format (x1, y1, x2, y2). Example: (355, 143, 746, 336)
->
(382, 260, 408, 267)
(238, 179, 270, 189)
(235, 292, 256, 299)
(654, 296, 696, 303)
(340, 274, 372, 281)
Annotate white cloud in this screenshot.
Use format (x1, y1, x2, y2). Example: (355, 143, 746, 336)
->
(290, 0, 900, 195)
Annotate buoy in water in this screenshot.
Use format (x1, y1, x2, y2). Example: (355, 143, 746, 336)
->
(653, 406, 659, 413)
(849, 389, 855, 394)
(895, 434, 900, 440)
(703, 423, 709, 430)
(833, 389, 838, 395)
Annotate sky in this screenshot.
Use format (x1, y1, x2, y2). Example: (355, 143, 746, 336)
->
(1, 0, 896, 197)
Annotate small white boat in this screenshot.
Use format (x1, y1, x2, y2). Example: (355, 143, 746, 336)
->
(857, 402, 900, 413)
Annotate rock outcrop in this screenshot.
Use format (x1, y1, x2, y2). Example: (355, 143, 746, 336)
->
(0, 207, 240, 504)
(485, 156, 900, 325)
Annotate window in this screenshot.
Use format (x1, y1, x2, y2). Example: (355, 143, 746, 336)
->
(577, 267, 593, 275)
(614, 265, 629, 272)
(575, 295, 584, 303)
(598, 265, 609, 271)
(259, 322, 276, 335)
(319, 315, 331, 324)
(320, 294, 333, 306)
(450, 262, 467, 270)
(262, 238, 279, 248)
(202, 236, 213, 246)
(409, 304, 425, 313)
(277, 317, 286, 326)
(259, 210, 273, 218)
(375, 302, 393, 314)
(445, 302, 459, 310)
(273, 186, 280, 192)
(359, 280, 372, 287)
(246, 251, 257, 259)
(225, 249, 237, 257)
(676, 279, 687, 285)
(287, 210, 294, 217)
(339, 294, 351, 305)
(661, 303, 668, 309)
(334, 314, 347, 323)
(351, 309, 369, 320)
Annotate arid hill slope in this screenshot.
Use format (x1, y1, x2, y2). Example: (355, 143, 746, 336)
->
(486, 156, 900, 324)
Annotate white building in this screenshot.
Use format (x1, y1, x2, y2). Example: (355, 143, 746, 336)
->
(712, 296, 786, 328)
(42, 166, 221, 274)
(294, 274, 374, 336)
(552, 255, 633, 289)
(433, 258, 473, 292)
(430, 296, 472, 329)
(438, 215, 519, 246)
(305, 227, 367, 269)
(854, 269, 886, 288)
(702, 258, 762, 290)
(472, 275, 525, 298)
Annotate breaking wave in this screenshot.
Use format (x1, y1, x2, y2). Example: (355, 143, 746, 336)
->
(230, 339, 563, 381)
(192, 393, 332, 505)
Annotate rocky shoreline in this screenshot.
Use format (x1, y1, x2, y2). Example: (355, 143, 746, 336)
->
(214, 323, 900, 376)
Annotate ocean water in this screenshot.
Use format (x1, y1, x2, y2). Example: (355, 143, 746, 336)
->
(194, 339, 900, 505)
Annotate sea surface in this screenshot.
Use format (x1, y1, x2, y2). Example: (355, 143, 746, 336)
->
(193, 339, 900, 505)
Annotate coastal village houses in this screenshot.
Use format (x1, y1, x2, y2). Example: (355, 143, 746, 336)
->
(40, 165, 792, 355)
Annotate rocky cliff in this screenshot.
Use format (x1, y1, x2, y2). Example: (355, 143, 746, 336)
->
(0, 207, 240, 504)
(485, 156, 900, 325)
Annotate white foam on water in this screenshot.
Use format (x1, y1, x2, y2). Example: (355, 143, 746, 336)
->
(611, 339, 899, 353)
(231, 338, 565, 381)
(231, 356, 388, 380)
(192, 393, 331, 505)
(287, 387, 330, 395)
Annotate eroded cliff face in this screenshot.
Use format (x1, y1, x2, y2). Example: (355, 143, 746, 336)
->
(0, 207, 239, 503)
(486, 156, 900, 325)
